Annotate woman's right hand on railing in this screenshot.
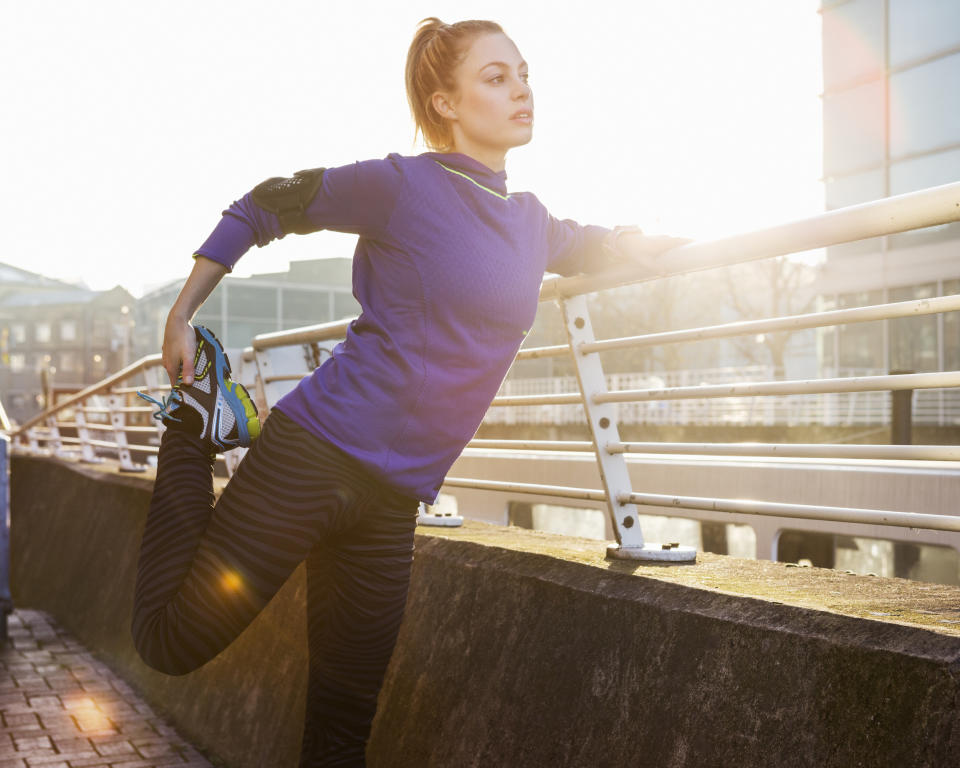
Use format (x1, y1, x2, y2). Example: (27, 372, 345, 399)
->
(163, 313, 197, 387)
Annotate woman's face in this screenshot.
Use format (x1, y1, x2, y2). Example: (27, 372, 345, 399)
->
(436, 32, 533, 167)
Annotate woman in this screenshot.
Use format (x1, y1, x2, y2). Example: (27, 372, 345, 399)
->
(133, 17, 684, 768)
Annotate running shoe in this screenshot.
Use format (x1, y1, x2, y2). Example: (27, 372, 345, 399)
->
(138, 325, 260, 452)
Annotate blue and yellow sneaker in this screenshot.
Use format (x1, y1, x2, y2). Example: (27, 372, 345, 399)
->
(139, 325, 260, 453)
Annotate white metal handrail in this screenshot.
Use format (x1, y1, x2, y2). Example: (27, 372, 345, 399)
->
(442, 477, 960, 534)
(539, 180, 960, 300)
(484, 370, 960, 428)
(609, 442, 960, 461)
(595, 371, 960, 403)
(466, 439, 960, 462)
(622, 491, 960, 533)
(581, 293, 960, 355)
(13, 354, 163, 434)
(486, 371, 960, 407)
(517, 292, 960, 360)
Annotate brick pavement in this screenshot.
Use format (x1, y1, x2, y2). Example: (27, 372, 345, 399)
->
(0, 609, 214, 768)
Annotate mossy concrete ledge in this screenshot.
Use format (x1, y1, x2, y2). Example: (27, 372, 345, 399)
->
(11, 455, 960, 768)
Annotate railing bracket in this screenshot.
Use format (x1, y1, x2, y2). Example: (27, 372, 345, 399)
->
(607, 543, 697, 562)
(417, 502, 463, 527)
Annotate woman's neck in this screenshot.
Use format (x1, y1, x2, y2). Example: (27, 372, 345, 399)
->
(447, 142, 506, 174)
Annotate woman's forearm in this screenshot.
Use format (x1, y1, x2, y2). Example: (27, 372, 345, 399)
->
(170, 255, 229, 321)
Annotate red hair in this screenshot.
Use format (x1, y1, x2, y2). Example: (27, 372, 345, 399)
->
(405, 17, 505, 151)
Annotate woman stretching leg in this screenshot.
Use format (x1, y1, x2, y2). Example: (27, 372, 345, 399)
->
(132, 16, 685, 768)
(135, 407, 417, 765)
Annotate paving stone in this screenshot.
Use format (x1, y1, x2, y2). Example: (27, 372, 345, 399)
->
(1, 714, 40, 730)
(112, 723, 156, 740)
(9, 736, 51, 752)
(0, 611, 212, 768)
(21, 699, 58, 713)
(93, 741, 136, 758)
(78, 681, 115, 694)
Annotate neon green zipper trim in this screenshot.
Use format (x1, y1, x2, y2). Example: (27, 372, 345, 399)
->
(434, 161, 510, 201)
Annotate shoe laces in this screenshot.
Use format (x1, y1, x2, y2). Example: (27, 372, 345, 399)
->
(137, 389, 184, 423)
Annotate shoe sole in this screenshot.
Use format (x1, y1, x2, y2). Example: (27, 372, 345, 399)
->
(196, 326, 260, 449)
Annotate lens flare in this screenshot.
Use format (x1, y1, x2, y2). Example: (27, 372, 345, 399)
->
(221, 570, 243, 592)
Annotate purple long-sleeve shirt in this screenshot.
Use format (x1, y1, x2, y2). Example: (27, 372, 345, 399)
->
(195, 151, 612, 502)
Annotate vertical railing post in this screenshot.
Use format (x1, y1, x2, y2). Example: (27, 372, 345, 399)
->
(142, 363, 169, 447)
(44, 415, 63, 456)
(223, 447, 244, 477)
(560, 294, 695, 562)
(253, 343, 316, 409)
(107, 393, 144, 473)
(73, 400, 101, 464)
(890, 369, 914, 445)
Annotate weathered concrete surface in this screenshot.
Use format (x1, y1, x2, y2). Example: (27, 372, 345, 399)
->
(11, 454, 960, 767)
(373, 527, 960, 767)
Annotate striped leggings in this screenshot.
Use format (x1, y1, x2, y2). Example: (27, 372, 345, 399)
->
(131, 407, 420, 768)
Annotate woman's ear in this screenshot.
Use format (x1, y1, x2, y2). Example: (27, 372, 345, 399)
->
(432, 92, 457, 120)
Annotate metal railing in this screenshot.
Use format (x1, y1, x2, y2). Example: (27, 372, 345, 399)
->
(5, 353, 260, 476)
(7, 181, 960, 562)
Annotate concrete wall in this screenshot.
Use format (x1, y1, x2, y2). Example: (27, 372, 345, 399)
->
(11, 454, 960, 767)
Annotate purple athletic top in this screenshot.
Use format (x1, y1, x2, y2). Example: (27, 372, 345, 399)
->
(195, 151, 612, 502)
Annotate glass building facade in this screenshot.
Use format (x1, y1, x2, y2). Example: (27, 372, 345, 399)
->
(820, 0, 960, 380)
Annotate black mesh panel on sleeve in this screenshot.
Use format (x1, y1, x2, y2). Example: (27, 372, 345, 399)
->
(250, 167, 326, 235)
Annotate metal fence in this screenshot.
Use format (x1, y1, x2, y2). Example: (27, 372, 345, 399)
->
(7, 181, 960, 563)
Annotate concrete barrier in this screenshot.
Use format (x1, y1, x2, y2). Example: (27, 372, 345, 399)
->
(11, 454, 960, 767)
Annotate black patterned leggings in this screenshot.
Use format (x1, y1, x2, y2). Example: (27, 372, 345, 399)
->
(131, 407, 420, 767)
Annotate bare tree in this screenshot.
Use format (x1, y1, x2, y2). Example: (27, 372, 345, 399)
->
(588, 273, 716, 374)
(721, 256, 820, 379)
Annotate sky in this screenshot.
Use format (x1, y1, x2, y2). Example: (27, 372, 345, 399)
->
(1, 0, 823, 298)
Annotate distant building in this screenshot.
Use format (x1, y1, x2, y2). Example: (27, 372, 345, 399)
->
(819, 0, 960, 379)
(132, 258, 358, 357)
(0, 263, 135, 425)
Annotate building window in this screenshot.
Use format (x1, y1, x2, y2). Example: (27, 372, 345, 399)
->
(945, 279, 960, 373)
(889, 0, 960, 69)
(9, 353, 25, 373)
(59, 351, 78, 373)
(891, 147, 960, 197)
(889, 283, 938, 372)
(333, 292, 360, 320)
(227, 284, 278, 318)
(11, 324, 26, 344)
(60, 320, 77, 342)
(837, 290, 885, 372)
(823, 80, 886, 176)
(282, 289, 323, 326)
(822, 0, 884, 89)
(35, 323, 51, 343)
(890, 53, 960, 158)
(825, 169, 885, 210)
